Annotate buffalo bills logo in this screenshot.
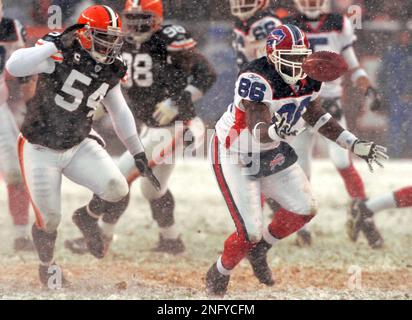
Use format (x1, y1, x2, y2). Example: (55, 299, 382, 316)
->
(267, 29, 286, 46)
(269, 154, 285, 170)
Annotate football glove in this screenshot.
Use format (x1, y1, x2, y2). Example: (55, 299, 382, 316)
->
(153, 98, 179, 126)
(351, 140, 389, 172)
(134, 153, 161, 191)
(365, 87, 383, 112)
(53, 24, 87, 51)
(268, 113, 303, 140)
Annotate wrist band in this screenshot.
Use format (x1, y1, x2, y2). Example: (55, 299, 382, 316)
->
(313, 113, 332, 132)
(336, 130, 358, 150)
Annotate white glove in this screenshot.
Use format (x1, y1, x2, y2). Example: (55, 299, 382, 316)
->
(185, 117, 205, 150)
(268, 113, 304, 140)
(153, 98, 179, 126)
(352, 140, 389, 172)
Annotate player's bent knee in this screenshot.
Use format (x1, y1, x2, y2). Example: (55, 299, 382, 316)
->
(141, 182, 166, 201)
(102, 177, 129, 202)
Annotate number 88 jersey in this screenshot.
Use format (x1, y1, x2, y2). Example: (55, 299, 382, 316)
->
(121, 24, 196, 127)
(215, 57, 322, 154)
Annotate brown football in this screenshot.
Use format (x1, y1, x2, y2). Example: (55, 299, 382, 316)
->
(302, 51, 349, 82)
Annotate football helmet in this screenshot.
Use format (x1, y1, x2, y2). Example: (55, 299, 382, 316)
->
(229, 0, 269, 21)
(123, 0, 163, 43)
(293, 0, 330, 19)
(266, 24, 312, 85)
(77, 5, 124, 64)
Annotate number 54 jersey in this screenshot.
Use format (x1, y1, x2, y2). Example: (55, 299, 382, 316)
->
(215, 57, 322, 154)
(21, 33, 127, 150)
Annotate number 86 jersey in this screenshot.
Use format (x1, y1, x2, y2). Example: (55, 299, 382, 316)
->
(215, 57, 322, 154)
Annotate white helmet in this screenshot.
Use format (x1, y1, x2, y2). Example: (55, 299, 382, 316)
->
(293, 0, 330, 19)
(229, 0, 269, 21)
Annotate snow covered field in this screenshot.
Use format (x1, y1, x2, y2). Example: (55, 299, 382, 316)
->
(0, 159, 411, 300)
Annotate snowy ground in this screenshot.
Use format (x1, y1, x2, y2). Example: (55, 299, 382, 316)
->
(0, 159, 411, 300)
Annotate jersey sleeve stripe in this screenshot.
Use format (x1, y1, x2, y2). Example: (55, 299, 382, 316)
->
(167, 40, 197, 51)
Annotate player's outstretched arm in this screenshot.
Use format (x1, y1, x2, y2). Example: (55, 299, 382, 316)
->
(6, 42, 58, 77)
(103, 84, 161, 190)
(303, 98, 389, 171)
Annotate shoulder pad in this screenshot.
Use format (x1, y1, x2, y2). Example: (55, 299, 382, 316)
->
(36, 32, 64, 63)
(161, 25, 197, 51)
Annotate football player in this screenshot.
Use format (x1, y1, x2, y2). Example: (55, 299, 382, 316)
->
(230, 0, 282, 69)
(349, 186, 412, 245)
(6, 5, 159, 287)
(64, 0, 216, 256)
(282, 0, 384, 248)
(205, 25, 388, 296)
(0, 0, 35, 251)
(230, 1, 312, 246)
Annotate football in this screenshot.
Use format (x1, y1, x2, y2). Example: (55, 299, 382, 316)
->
(302, 51, 349, 82)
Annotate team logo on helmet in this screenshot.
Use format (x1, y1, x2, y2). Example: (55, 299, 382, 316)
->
(267, 29, 286, 46)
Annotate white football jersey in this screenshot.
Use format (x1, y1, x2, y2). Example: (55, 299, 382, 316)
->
(215, 58, 322, 154)
(233, 11, 281, 69)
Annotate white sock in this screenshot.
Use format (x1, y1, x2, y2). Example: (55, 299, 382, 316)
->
(262, 226, 279, 245)
(14, 225, 29, 239)
(159, 225, 179, 240)
(99, 221, 115, 238)
(216, 256, 232, 276)
(365, 193, 397, 213)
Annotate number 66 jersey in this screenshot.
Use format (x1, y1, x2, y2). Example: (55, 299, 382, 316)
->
(215, 57, 322, 154)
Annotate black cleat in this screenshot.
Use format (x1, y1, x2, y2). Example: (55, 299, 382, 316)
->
(152, 235, 185, 255)
(347, 200, 363, 242)
(65, 235, 113, 256)
(14, 236, 35, 252)
(38, 263, 70, 289)
(64, 237, 88, 255)
(205, 263, 230, 297)
(357, 201, 384, 249)
(295, 229, 313, 247)
(72, 206, 105, 258)
(247, 240, 274, 286)
(347, 200, 384, 249)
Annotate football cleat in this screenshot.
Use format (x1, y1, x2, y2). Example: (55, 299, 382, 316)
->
(152, 235, 185, 255)
(14, 236, 35, 252)
(38, 263, 70, 289)
(247, 240, 275, 286)
(72, 206, 105, 259)
(347, 200, 384, 249)
(295, 229, 313, 247)
(347, 200, 363, 242)
(205, 263, 230, 297)
(357, 201, 384, 249)
(65, 234, 113, 256)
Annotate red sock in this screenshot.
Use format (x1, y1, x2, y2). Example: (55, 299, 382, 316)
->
(394, 187, 412, 208)
(268, 208, 314, 240)
(221, 232, 254, 270)
(7, 183, 30, 226)
(338, 164, 366, 200)
(261, 193, 265, 209)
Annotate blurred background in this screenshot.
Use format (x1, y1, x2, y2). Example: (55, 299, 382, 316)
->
(3, 0, 412, 158)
